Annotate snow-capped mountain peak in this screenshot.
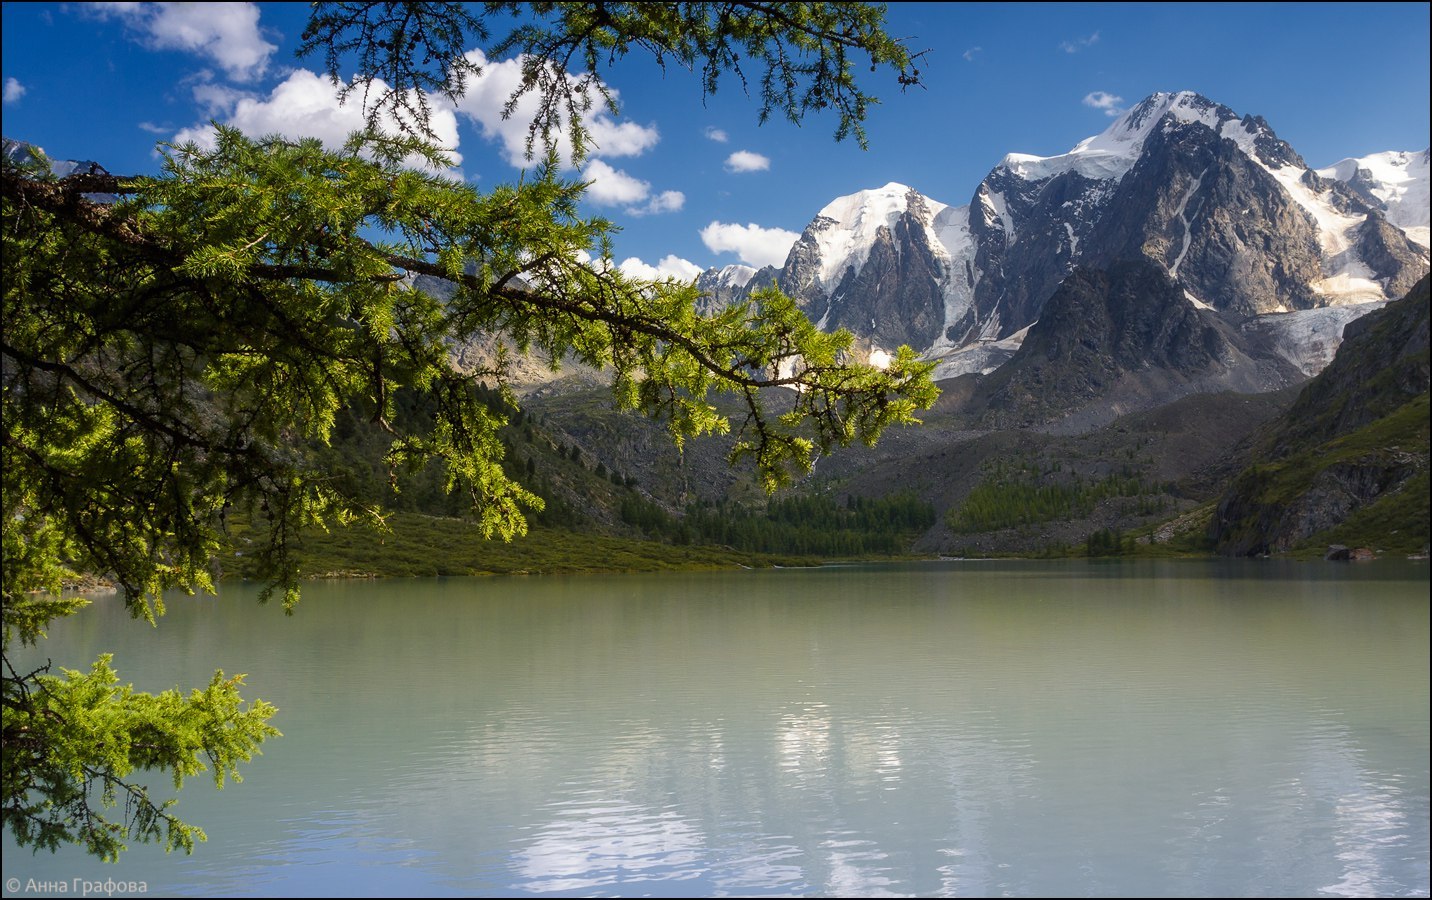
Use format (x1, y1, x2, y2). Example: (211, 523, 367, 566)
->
(712, 263, 757, 289)
(809, 183, 948, 291)
(703, 91, 1427, 388)
(997, 91, 1234, 182)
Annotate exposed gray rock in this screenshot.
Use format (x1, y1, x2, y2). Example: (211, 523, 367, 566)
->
(1082, 118, 1324, 316)
(693, 92, 1428, 385)
(970, 259, 1304, 428)
(1355, 213, 1429, 298)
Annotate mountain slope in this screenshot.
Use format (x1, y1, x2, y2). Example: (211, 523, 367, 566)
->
(1209, 275, 1430, 556)
(966, 259, 1304, 429)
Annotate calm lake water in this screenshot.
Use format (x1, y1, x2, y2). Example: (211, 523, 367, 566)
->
(2, 560, 1428, 898)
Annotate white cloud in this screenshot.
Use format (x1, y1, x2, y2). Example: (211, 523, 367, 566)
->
(1060, 31, 1101, 54)
(618, 254, 702, 282)
(172, 69, 462, 169)
(587, 115, 661, 158)
(3, 77, 25, 104)
(700, 221, 799, 269)
(452, 49, 658, 168)
(1082, 91, 1125, 117)
(581, 159, 650, 205)
(189, 79, 254, 116)
(577, 162, 683, 215)
(724, 150, 770, 173)
(626, 189, 685, 217)
(704, 126, 729, 143)
(88, 2, 276, 82)
(963, 47, 982, 62)
(657, 254, 704, 280)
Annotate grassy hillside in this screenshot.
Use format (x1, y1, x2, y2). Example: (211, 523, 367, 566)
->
(1212, 393, 1430, 556)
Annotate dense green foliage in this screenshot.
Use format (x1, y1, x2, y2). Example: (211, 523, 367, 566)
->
(2, 658, 278, 861)
(946, 460, 1173, 534)
(1083, 527, 1135, 557)
(2, 2, 931, 861)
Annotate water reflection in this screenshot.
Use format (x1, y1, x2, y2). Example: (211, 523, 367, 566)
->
(514, 799, 706, 893)
(777, 704, 833, 784)
(0, 561, 1425, 897)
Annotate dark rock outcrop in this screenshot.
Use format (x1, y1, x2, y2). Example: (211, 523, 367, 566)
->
(968, 259, 1303, 428)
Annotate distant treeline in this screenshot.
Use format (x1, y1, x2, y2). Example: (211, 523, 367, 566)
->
(947, 460, 1174, 533)
(623, 492, 936, 556)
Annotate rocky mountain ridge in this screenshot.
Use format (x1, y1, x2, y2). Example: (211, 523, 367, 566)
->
(700, 92, 1430, 383)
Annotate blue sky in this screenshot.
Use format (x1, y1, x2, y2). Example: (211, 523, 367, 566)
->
(2, 2, 1428, 278)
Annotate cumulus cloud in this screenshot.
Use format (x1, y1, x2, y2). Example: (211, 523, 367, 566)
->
(618, 255, 703, 282)
(1082, 91, 1125, 117)
(172, 69, 462, 169)
(724, 150, 770, 173)
(700, 221, 799, 269)
(580, 159, 651, 205)
(3, 77, 25, 104)
(575, 162, 684, 215)
(189, 79, 254, 116)
(704, 126, 729, 143)
(88, 2, 276, 81)
(452, 49, 658, 168)
(626, 189, 685, 217)
(1061, 31, 1100, 54)
(962, 47, 982, 62)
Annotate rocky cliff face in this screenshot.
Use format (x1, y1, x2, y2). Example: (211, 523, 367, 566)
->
(821, 199, 947, 350)
(694, 263, 769, 315)
(957, 167, 1110, 344)
(1353, 213, 1429, 299)
(770, 184, 960, 353)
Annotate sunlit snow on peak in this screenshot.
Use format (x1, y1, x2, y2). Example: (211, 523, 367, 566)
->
(997, 91, 1228, 183)
(1317, 149, 1431, 249)
(811, 183, 949, 291)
